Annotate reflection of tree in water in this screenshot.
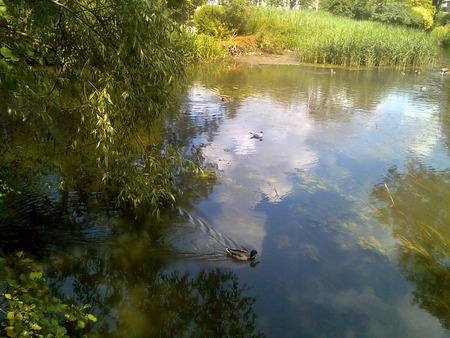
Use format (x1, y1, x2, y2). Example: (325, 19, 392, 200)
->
(370, 161, 450, 330)
(46, 248, 262, 337)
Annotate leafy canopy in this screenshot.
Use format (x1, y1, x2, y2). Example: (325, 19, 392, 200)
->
(0, 0, 199, 213)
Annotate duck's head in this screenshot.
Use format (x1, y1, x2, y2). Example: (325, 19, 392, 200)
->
(250, 250, 259, 259)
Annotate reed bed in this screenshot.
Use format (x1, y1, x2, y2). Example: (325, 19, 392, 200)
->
(245, 8, 439, 68)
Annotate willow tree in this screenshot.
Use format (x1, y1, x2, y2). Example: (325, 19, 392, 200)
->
(0, 0, 198, 215)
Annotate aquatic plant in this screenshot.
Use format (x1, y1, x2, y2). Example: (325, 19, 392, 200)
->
(245, 8, 439, 68)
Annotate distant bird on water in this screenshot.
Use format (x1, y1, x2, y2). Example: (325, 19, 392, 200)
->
(414, 70, 421, 75)
(441, 67, 448, 76)
(330, 69, 336, 75)
(250, 131, 263, 139)
(226, 248, 259, 261)
(420, 86, 427, 91)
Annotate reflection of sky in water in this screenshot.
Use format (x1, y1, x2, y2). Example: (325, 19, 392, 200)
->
(177, 64, 449, 337)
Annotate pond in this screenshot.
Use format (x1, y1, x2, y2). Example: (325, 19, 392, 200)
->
(1, 55, 449, 337)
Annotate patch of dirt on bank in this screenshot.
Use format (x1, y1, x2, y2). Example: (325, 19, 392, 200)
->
(234, 52, 304, 65)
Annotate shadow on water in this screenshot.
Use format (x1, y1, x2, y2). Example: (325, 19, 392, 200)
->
(49, 202, 263, 335)
(0, 192, 263, 336)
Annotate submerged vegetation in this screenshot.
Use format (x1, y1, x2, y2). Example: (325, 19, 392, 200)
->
(371, 162, 450, 330)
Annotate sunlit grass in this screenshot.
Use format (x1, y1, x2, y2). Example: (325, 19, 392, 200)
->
(245, 8, 439, 68)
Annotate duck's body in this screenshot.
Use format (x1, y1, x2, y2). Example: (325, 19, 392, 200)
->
(330, 69, 336, 75)
(226, 248, 258, 261)
(441, 67, 448, 75)
(250, 131, 263, 139)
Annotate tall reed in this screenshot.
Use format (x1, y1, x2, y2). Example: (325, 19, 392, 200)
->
(245, 8, 439, 68)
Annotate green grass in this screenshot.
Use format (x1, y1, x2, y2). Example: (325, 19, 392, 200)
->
(184, 33, 229, 62)
(245, 8, 439, 68)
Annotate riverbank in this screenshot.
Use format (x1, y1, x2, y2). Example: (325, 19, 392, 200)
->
(192, 7, 440, 68)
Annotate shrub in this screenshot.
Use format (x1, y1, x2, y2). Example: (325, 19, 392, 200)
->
(411, 6, 434, 30)
(223, 0, 249, 35)
(431, 25, 450, 46)
(194, 5, 229, 39)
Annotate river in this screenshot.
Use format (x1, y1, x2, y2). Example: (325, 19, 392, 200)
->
(1, 55, 449, 336)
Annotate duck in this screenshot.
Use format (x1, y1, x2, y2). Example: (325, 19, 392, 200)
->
(441, 67, 448, 75)
(250, 131, 263, 139)
(414, 70, 421, 75)
(420, 86, 427, 91)
(330, 68, 336, 75)
(226, 248, 259, 261)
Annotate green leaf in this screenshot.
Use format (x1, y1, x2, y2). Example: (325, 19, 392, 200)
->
(7, 312, 15, 320)
(30, 323, 42, 330)
(4, 293, 12, 299)
(29, 272, 42, 280)
(0, 47, 20, 61)
(0, 47, 13, 57)
(87, 314, 97, 322)
(5, 326, 16, 337)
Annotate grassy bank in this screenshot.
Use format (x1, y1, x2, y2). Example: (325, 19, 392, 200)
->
(244, 8, 439, 68)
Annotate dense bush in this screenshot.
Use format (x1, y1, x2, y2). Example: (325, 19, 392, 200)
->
(223, 0, 250, 35)
(431, 24, 450, 46)
(194, 0, 250, 38)
(321, 0, 436, 29)
(194, 5, 229, 39)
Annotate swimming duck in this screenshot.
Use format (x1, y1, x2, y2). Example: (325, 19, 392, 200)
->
(226, 248, 259, 261)
(441, 67, 448, 75)
(330, 69, 336, 75)
(250, 131, 263, 139)
(414, 70, 421, 75)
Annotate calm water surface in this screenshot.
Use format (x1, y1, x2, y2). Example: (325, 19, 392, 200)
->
(164, 61, 449, 337)
(2, 58, 449, 337)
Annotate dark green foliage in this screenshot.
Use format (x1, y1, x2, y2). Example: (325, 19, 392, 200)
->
(321, 0, 356, 18)
(167, 0, 207, 23)
(320, 0, 438, 29)
(223, 0, 250, 35)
